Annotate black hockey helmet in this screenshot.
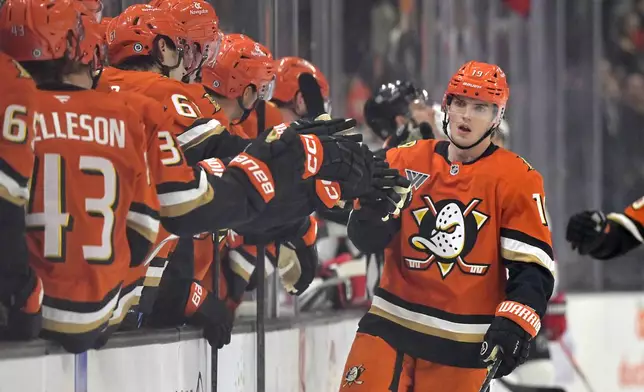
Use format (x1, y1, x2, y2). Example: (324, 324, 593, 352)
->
(363, 80, 429, 140)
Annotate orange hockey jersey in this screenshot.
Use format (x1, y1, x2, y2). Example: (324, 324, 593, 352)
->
(352, 139, 556, 368)
(607, 196, 644, 243)
(25, 86, 159, 349)
(0, 53, 36, 209)
(0, 53, 39, 308)
(97, 68, 228, 163)
(96, 68, 275, 232)
(97, 69, 271, 324)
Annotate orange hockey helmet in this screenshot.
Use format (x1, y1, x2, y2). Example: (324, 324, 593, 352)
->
(164, 0, 223, 75)
(76, 0, 104, 21)
(201, 34, 276, 100)
(0, 0, 84, 62)
(97, 17, 112, 41)
(73, 2, 106, 71)
(106, 4, 193, 69)
(441, 60, 509, 126)
(273, 56, 330, 103)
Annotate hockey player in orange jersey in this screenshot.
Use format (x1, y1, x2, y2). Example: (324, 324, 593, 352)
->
(73, 3, 240, 347)
(567, 196, 644, 259)
(155, 0, 223, 84)
(341, 61, 556, 391)
(198, 36, 331, 302)
(97, 4, 239, 338)
(161, 0, 252, 146)
(101, 4, 379, 343)
(160, 35, 314, 317)
(140, 0, 252, 318)
(0, 0, 163, 353)
(0, 52, 44, 341)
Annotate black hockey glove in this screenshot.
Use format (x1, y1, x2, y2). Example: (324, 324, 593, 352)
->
(354, 163, 412, 222)
(243, 118, 361, 192)
(382, 121, 434, 149)
(0, 267, 43, 341)
(566, 210, 609, 255)
(481, 301, 541, 378)
(184, 281, 234, 349)
(280, 116, 371, 187)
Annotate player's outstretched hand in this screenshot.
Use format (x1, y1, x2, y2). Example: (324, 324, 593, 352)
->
(351, 158, 412, 222)
(566, 210, 608, 255)
(243, 118, 367, 196)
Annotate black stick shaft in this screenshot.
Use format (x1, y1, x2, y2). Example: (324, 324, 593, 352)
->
(211, 233, 221, 391)
(256, 245, 266, 392)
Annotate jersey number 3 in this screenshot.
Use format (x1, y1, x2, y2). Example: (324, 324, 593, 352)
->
(26, 153, 118, 263)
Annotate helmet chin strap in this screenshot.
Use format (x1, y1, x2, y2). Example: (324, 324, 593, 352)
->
(232, 95, 259, 125)
(441, 113, 496, 150)
(90, 63, 104, 90)
(152, 40, 184, 79)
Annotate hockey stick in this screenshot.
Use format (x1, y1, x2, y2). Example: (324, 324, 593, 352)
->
(480, 346, 503, 392)
(297, 257, 367, 311)
(255, 242, 266, 392)
(298, 73, 327, 119)
(211, 232, 221, 392)
(255, 100, 267, 392)
(556, 339, 595, 392)
(498, 379, 566, 392)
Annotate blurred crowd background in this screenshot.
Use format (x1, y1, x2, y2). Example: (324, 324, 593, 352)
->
(97, 0, 644, 293)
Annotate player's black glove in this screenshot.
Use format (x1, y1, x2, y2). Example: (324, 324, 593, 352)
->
(383, 121, 434, 149)
(481, 300, 540, 378)
(184, 281, 234, 349)
(281, 117, 370, 187)
(354, 162, 412, 222)
(0, 267, 43, 341)
(481, 318, 531, 378)
(566, 210, 609, 255)
(152, 279, 233, 349)
(242, 118, 363, 194)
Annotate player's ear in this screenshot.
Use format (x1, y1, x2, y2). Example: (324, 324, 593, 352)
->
(66, 34, 76, 60)
(295, 91, 307, 116)
(156, 37, 167, 54)
(242, 85, 258, 109)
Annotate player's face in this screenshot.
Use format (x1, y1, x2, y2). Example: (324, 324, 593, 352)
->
(447, 95, 496, 146)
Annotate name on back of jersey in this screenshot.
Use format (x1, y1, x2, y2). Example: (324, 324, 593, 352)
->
(32, 111, 126, 149)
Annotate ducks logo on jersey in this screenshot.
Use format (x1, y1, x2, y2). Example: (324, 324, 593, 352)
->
(343, 364, 366, 387)
(404, 195, 491, 278)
